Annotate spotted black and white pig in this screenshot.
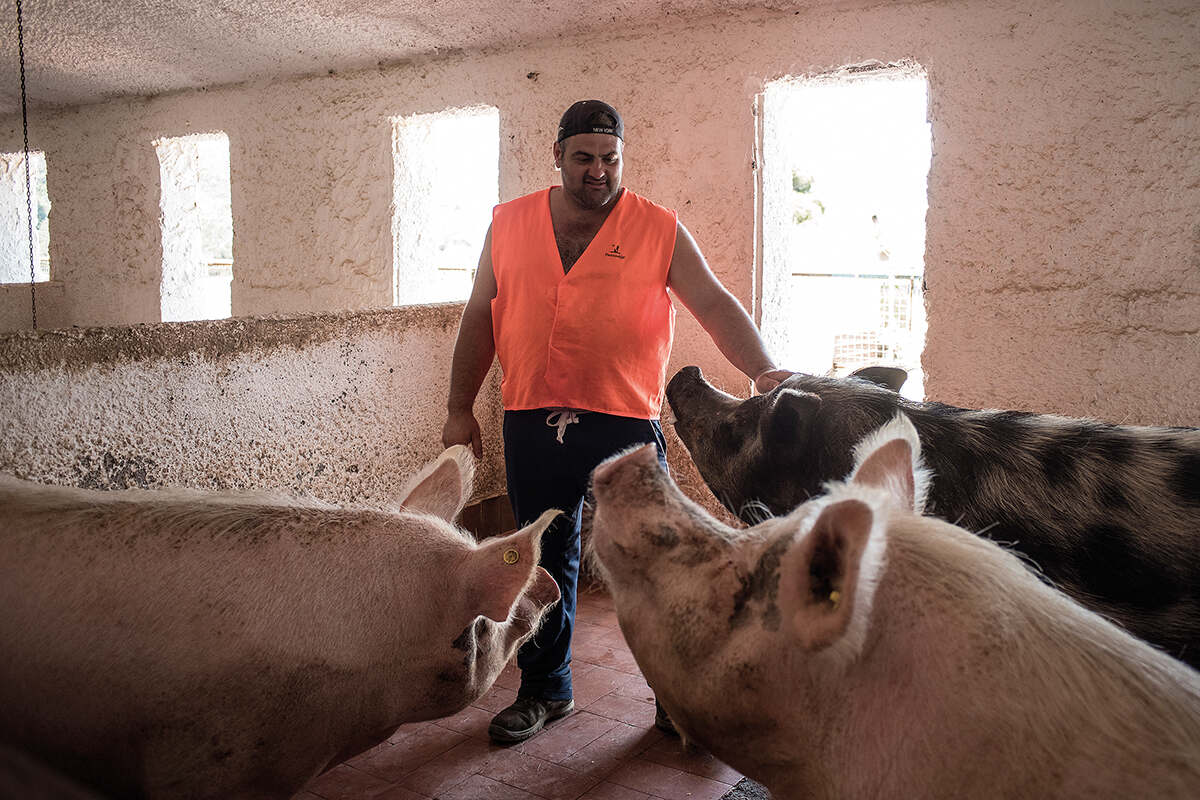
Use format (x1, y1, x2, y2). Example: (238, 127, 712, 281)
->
(589, 416, 1200, 800)
(666, 365, 1200, 668)
(0, 446, 559, 800)
(0, 745, 103, 800)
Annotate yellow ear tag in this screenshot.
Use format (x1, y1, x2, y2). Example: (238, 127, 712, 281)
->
(829, 590, 841, 608)
(503, 548, 520, 565)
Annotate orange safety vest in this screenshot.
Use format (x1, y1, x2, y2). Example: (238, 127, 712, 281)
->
(490, 187, 678, 419)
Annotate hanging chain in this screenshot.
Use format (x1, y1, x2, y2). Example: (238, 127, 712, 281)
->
(16, 0, 36, 329)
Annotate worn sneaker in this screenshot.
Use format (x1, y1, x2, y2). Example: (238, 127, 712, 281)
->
(654, 699, 679, 736)
(488, 696, 575, 743)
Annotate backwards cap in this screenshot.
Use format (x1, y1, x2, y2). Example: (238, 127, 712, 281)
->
(556, 100, 624, 142)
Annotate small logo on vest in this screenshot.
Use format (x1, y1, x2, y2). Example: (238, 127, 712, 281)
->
(604, 244, 626, 259)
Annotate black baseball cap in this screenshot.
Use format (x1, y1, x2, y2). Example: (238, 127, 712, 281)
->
(556, 100, 624, 142)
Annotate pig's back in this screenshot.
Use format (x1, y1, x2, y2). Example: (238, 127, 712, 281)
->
(884, 513, 1200, 797)
(907, 408, 1200, 664)
(0, 476, 411, 650)
(0, 477, 410, 710)
(0, 476, 417, 796)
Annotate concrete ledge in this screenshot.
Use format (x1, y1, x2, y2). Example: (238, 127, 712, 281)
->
(0, 303, 508, 506)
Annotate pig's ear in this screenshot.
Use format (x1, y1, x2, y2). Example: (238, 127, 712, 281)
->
(849, 414, 928, 513)
(464, 509, 560, 622)
(779, 497, 884, 660)
(849, 365, 908, 392)
(760, 389, 820, 443)
(397, 445, 475, 521)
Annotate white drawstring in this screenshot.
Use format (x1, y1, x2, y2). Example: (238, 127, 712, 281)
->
(545, 409, 581, 444)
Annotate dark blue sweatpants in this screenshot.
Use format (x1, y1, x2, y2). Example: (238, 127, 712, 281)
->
(503, 408, 668, 701)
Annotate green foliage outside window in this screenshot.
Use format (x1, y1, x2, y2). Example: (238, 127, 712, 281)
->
(791, 170, 825, 225)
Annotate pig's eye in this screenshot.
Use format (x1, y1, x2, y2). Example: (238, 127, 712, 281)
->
(713, 421, 740, 452)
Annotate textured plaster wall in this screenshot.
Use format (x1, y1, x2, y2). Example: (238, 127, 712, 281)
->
(0, 0, 1195, 513)
(0, 304, 508, 504)
(918, 2, 1198, 423)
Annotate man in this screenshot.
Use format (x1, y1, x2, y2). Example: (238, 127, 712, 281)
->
(441, 100, 790, 744)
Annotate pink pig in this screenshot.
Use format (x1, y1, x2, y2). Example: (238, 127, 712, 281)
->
(589, 415, 1200, 799)
(0, 446, 559, 800)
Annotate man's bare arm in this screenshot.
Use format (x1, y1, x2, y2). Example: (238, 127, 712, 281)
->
(442, 226, 499, 457)
(666, 222, 792, 392)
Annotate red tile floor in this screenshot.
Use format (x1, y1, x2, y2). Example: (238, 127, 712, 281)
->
(292, 584, 745, 800)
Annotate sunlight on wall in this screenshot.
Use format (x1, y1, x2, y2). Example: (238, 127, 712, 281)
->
(155, 132, 233, 322)
(392, 106, 499, 306)
(0, 151, 50, 283)
(761, 66, 931, 399)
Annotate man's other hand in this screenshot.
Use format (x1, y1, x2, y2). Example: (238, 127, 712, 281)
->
(442, 410, 483, 458)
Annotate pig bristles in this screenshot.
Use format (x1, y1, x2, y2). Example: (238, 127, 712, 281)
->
(737, 499, 774, 525)
(960, 519, 1059, 589)
(581, 526, 611, 591)
(849, 413, 931, 513)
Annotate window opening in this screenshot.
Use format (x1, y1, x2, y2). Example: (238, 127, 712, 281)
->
(760, 65, 931, 399)
(392, 105, 499, 306)
(154, 132, 233, 322)
(0, 150, 50, 283)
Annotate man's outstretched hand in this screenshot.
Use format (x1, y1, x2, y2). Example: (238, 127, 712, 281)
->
(753, 368, 795, 394)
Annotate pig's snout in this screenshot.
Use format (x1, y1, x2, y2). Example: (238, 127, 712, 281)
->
(526, 566, 560, 611)
(665, 366, 741, 429)
(665, 365, 706, 405)
(664, 366, 706, 425)
(592, 444, 663, 503)
(510, 567, 560, 635)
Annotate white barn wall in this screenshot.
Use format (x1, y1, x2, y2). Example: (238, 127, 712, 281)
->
(0, 1, 1194, 471)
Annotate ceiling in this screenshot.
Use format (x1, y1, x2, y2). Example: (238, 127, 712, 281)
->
(0, 0, 826, 116)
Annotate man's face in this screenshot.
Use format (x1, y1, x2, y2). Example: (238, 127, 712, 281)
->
(554, 133, 623, 211)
